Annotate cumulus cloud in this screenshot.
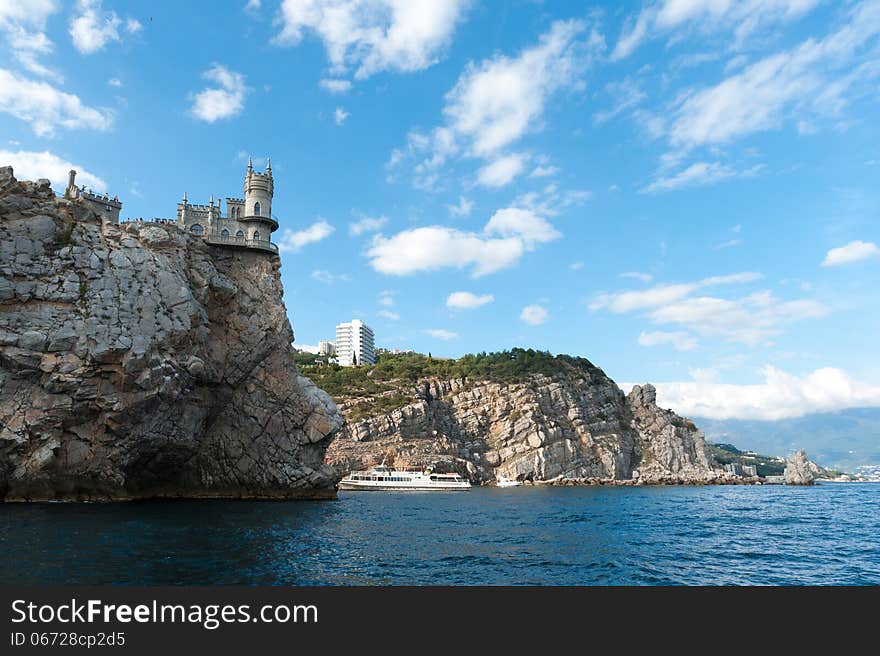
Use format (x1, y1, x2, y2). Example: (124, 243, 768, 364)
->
(378, 309, 400, 320)
(625, 366, 880, 421)
(476, 153, 527, 187)
(425, 328, 457, 340)
(0, 149, 106, 191)
(520, 304, 549, 325)
(821, 240, 880, 266)
(446, 291, 493, 309)
(0, 0, 60, 79)
(390, 19, 601, 188)
(349, 214, 388, 236)
(612, 0, 822, 60)
(638, 330, 698, 352)
(69, 0, 141, 54)
(366, 207, 559, 277)
(334, 106, 349, 125)
(274, 0, 469, 80)
(447, 195, 473, 217)
(277, 220, 335, 252)
(190, 65, 249, 123)
(0, 68, 113, 136)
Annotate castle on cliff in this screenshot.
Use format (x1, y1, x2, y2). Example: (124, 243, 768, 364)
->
(65, 158, 279, 255)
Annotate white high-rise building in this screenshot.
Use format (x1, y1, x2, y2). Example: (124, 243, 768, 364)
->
(335, 320, 375, 367)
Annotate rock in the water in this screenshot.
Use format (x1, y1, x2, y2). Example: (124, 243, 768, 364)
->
(784, 449, 816, 485)
(0, 167, 343, 500)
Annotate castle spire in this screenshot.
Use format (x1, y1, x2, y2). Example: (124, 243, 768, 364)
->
(247, 157, 253, 172)
(266, 157, 271, 174)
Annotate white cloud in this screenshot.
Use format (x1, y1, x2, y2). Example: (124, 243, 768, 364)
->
(570, 261, 584, 271)
(378, 310, 400, 320)
(245, 0, 261, 13)
(334, 106, 349, 125)
(69, 0, 122, 54)
(277, 219, 335, 252)
(447, 195, 473, 217)
(484, 207, 560, 247)
(0, 68, 113, 136)
(631, 366, 880, 421)
(190, 65, 249, 123)
(638, 330, 698, 351)
(107, 77, 122, 87)
(530, 165, 559, 178)
(647, 291, 827, 345)
(319, 78, 351, 93)
(366, 207, 559, 277)
(0, 149, 106, 191)
(379, 292, 394, 307)
(667, 2, 880, 149)
(311, 269, 350, 283)
(520, 304, 549, 326)
(620, 271, 653, 283)
(643, 161, 736, 193)
(425, 328, 457, 340)
(589, 272, 826, 345)
(821, 240, 880, 266)
(349, 214, 388, 236)
(390, 19, 601, 187)
(593, 77, 646, 124)
(0, 0, 60, 79)
(476, 153, 527, 187)
(274, 0, 468, 80)
(126, 18, 142, 34)
(367, 226, 524, 278)
(612, 0, 822, 60)
(444, 19, 595, 157)
(446, 291, 493, 309)
(715, 238, 743, 250)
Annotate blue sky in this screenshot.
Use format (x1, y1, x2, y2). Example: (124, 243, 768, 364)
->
(1, 0, 879, 420)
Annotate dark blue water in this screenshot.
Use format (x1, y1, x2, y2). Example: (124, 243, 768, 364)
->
(2, 484, 878, 585)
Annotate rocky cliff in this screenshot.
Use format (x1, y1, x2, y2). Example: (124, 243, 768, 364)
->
(0, 167, 343, 500)
(784, 449, 816, 485)
(323, 356, 728, 485)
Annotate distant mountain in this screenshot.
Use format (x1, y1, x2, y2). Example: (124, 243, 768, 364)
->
(695, 408, 880, 471)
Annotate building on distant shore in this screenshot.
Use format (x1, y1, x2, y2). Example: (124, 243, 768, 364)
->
(318, 340, 336, 355)
(335, 320, 375, 367)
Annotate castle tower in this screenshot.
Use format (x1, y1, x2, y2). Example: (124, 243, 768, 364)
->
(241, 157, 277, 243)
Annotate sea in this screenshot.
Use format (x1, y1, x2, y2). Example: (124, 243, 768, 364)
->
(2, 483, 878, 585)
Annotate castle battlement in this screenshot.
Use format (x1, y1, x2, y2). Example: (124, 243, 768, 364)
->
(175, 159, 280, 256)
(64, 170, 122, 224)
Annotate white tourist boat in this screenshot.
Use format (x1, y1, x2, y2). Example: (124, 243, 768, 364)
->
(496, 474, 522, 488)
(339, 463, 472, 491)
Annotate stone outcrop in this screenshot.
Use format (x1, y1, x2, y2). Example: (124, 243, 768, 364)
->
(784, 449, 816, 485)
(326, 362, 731, 485)
(0, 167, 343, 500)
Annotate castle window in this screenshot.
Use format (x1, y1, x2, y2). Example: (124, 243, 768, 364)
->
(253, 231, 260, 241)
(254, 201, 261, 216)
(190, 224, 203, 236)
(221, 229, 229, 238)
(236, 230, 244, 239)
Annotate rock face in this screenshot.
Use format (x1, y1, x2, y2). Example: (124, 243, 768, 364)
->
(0, 167, 343, 500)
(784, 449, 816, 485)
(325, 361, 728, 485)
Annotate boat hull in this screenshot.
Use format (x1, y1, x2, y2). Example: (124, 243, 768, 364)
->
(338, 480, 471, 491)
